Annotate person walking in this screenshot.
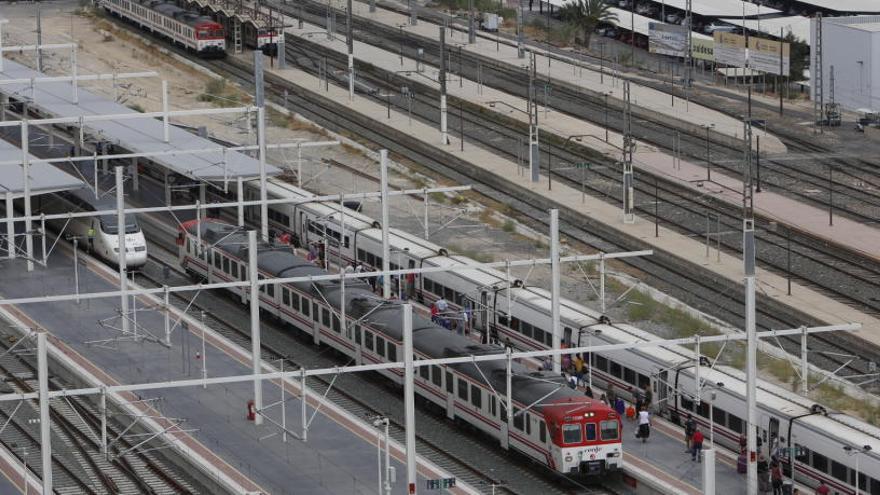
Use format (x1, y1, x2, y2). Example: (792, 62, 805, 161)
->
(757, 453, 770, 493)
(583, 385, 594, 398)
(606, 384, 616, 409)
(615, 397, 626, 418)
(684, 413, 697, 451)
(691, 427, 704, 462)
(637, 407, 651, 442)
(770, 457, 783, 495)
(87, 224, 96, 254)
(815, 481, 830, 495)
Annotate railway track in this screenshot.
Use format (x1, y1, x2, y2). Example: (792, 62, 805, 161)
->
(274, 0, 880, 224)
(131, 217, 607, 495)
(0, 328, 200, 494)
(212, 37, 880, 385)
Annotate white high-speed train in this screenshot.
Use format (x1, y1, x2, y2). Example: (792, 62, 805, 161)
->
(36, 188, 148, 268)
(227, 177, 880, 494)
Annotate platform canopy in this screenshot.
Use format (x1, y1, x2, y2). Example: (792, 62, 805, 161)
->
(549, 0, 777, 17)
(0, 139, 84, 199)
(0, 59, 280, 182)
(793, 0, 880, 14)
(719, 16, 811, 44)
(608, 7, 713, 41)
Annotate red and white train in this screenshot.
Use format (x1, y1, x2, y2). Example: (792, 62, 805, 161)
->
(102, 0, 227, 58)
(177, 218, 624, 476)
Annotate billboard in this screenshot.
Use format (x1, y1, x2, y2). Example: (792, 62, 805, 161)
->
(691, 37, 714, 61)
(713, 32, 790, 76)
(649, 23, 688, 57)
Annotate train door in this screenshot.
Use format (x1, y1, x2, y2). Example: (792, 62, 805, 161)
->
(300, 212, 308, 246)
(657, 370, 669, 413)
(767, 417, 780, 456)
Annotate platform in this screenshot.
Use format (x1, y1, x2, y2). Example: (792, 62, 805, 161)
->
(0, 242, 472, 494)
(0, 133, 83, 198)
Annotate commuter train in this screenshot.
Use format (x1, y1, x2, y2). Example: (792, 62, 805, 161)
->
(177, 219, 624, 475)
(227, 178, 880, 494)
(102, 0, 227, 58)
(36, 188, 148, 268)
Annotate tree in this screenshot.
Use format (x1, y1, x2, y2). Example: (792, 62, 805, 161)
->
(559, 0, 617, 48)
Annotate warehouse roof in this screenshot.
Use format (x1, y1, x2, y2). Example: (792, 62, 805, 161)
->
(794, 0, 880, 14)
(608, 7, 712, 40)
(719, 16, 811, 44)
(0, 58, 280, 182)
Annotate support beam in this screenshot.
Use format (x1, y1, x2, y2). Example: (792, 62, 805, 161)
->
(403, 303, 416, 495)
(550, 209, 561, 373)
(702, 449, 715, 494)
(71, 45, 78, 104)
(5, 191, 12, 259)
(258, 107, 268, 241)
(37, 331, 52, 495)
(745, 223, 757, 495)
(439, 27, 448, 145)
(347, 0, 355, 101)
(236, 176, 244, 227)
(380, 150, 391, 299)
(801, 326, 808, 394)
(116, 167, 129, 335)
(248, 230, 263, 425)
(21, 122, 33, 271)
(161, 80, 169, 143)
(130, 157, 138, 192)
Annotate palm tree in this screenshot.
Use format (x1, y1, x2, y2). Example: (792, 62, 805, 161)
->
(560, 0, 617, 48)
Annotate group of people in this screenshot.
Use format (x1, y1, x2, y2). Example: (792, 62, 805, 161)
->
(429, 299, 471, 335)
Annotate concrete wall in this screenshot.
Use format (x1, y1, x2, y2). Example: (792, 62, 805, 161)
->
(813, 16, 880, 112)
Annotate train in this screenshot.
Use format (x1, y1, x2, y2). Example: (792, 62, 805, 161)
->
(35, 187, 148, 268)
(177, 218, 624, 476)
(102, 0, 227, 58)
(221, 177, 880, 494)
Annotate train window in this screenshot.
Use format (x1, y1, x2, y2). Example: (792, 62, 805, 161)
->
(600, 420, 619, 441)
(357, 249, 366, 262)
(332, 314, 340, 333)
(291, 293, 299, 311)
(366, 253, 376, 266)
(376, 336, 385, 357)
(387, 344, 396, 361)
(354, 326, 361, 345)
(470, 385, 481, 409)
(868, 476, 879, 495)
(533, 328, 545, 344)
(544, 331, 553, 346)
(313, 303, 319, 322)
(680, 396, 694, 411)
(524, 414, 531, 435)
(420, 362, 429, 380)
(343, 236, 350, 248)
(214, 253, 222, 269)
(585, 423, 597, 441)
(520, 322, 532, 339)
(322, 308, 330, 327)
(638, 373, 650, 389)
(301, 300, 310, 317)
(539, 421, 546, 443)
(831, 461, 848, 483)
(855, 472, 867, 492)
(365, 332, 374, 351)
(811, 452, 828, 473)
(624, 368, 636, 385)
(282, 288, 290, 306)
(609, 361, 622, 379)
(222, 257, 230, 274)
(513, 408, 524, 431)
(509, 317, 519, 331)
(231, 262, 239, 279)
(458, 378, 469, 401)
(794, 444, 809, 463)
(267, 284, 274, 298)
(712, 407, 727, 426)
(727, 414, 743, 434)
(697, 402, 710, 418)
(446, 372, 454, 393)
(444, 287, 454, 302)
(431, 366, 441, 387)
(423, 279, 433, 293)
(595, 355, 608, 372)
(562, 424, 582, 444)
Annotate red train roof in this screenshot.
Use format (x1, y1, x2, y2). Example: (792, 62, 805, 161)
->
(542, 396, 616, 424)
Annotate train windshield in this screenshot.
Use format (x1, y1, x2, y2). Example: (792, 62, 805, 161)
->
(100, 215, 140, 235)
(562, 424, 582, 445)
(600, 420, 619, 441)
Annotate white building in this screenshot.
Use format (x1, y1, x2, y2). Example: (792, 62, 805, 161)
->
(811, 16, 880, 112)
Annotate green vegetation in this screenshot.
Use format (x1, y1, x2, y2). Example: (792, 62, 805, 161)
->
(448, 243, 494, 263)
(558, 0, 617, 47)
(435, 0, 514, 19)
(502, 219, 516, 233)
(197, 78, 242, 107)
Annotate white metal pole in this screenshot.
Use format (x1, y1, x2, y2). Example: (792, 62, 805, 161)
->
(116, 167, 129, 335)
(587, 334, 593, 389)
(300, 367, 308, 441)
(599, 253, 606, 314)
(380, 150, 391, 299)
(71, 45, 78, 104)
(383, 419, 392, 495)
(745, 274, 757, 495)
(800, 326, 808, 394)
(505, 350, 513, 448)
(403, 303, 416, 495)
(702, 448, 715, 494)
(162, 80, 169, 143)
(258, 107, 269, 242)
(376, 426, 383, 495)
(694, 335, 701, 405)
(40, 214, 46, 266)
(37, 332, 52, 495)
(200, 311, 207, 388)
(163, 286, 170, 346)
(550, 209, 561, 374)
(5, 191, 13, 259)
(22, 122, 33, 272)
(73, 239, 80, 304)
(248, 230, 263, 425)
(855, 454, 860, 495)
(0, 20, 4, 73)
(236, 176, 244, 227)
(423, 189, 429, 240)
(100, 386, 107, 457)
(297, 144, 303, 188)
(280, 359, 286, 443)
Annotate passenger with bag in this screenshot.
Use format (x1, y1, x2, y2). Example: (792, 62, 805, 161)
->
(636, 408, 651, 442)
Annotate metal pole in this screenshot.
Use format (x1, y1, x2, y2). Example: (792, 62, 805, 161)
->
(383, 420, 391, 495)
(37, 332, 52, 495)
(297, 144, 303, 188)
(21, 122, 33, 272)
(828, 165, 833, 226)
(36, 7, 42, 73)
(403, 304, 417, 495)
(423, 189, 429, 239)
(744, 222, 757, 495)
(347, 0, 354, 101)
(236, 176, 244, 226)
(258, 107, 268, 241)
(550, 209, 560, 373)
(380, 150, 391, 299)
(71, 45, 78, 104)
(162, 80, 169, 143)
(116, 167, 128, 335)
(200, 311, 208, 388)
(604, 93, 609, 142)
(300, 367, 307, 441)
(248, 230, 263, 425)
(654, 178, 659, 237)
(468, 0, 475, 44)
(599, 253, 606, 314)
(440, 27, 448, 145)
(705, 126, 711, 181)
(786, 229, 791, 295)
(800, 326, 808, 393)
(73, 239, 80, 304)
(280, 359, 287, 443)
(755, 136, 761, 192)
(517, 0, 524, 58)
(4, 192, 12, 259)
(100, 387, 107, 458)
(779, 27, 784, 116)
(702, 449, 715, 494)
(505, 350, 512, 449)
(459, 99, 464, 152)
(163, 286, 170, 346)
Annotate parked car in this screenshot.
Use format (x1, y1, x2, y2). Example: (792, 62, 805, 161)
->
(704, 22, 735, 34)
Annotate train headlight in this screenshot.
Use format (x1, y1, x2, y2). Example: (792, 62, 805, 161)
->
(564, 454, 573, 463)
